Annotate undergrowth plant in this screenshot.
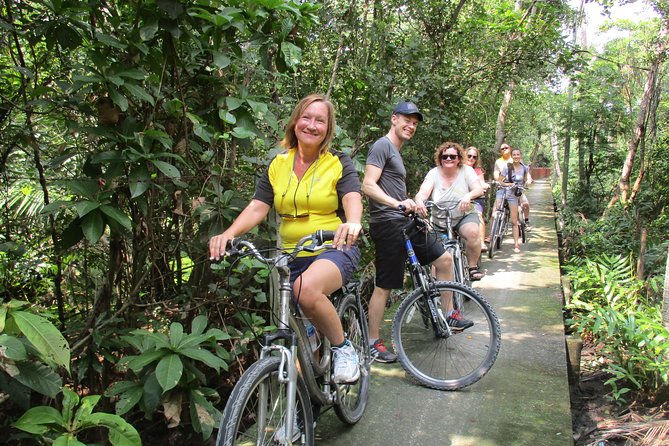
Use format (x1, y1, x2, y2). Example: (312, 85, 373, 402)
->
(106, 315, 231, 440)
(565, 254, 668, 402)
(13, 387, 140, 446)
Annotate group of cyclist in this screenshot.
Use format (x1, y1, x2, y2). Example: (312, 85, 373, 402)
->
(209, 95, 532, 383)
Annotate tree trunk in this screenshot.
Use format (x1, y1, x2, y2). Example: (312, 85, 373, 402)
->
(494, 82, 514, 150)
(663, 248, 669, 330)
(609, 18, 667, 208)
(562, 83, 573, 209)
(550, 130, 562, 187)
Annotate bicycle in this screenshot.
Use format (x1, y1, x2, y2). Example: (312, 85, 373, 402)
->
(425, 200, 481, 288)
(487, 181, 512, 259)
(515, 184, 528, 244)
(390, 211, 501, 390)
(216, 231, 371, 445)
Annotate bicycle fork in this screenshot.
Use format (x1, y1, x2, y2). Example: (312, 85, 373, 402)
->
(404, 233, 454, 338)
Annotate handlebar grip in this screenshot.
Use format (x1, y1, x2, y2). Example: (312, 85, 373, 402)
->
(316, 230, 336, 244)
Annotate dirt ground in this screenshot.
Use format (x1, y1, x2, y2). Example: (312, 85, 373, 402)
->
(570, 342, 668, 446)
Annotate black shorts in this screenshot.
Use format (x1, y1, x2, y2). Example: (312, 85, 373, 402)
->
(369, 218, 445, 290)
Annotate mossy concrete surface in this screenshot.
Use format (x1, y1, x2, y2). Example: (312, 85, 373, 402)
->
(317, 179, 573, 446)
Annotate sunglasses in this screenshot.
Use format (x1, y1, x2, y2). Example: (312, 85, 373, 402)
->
(467, 154, 478, 160)
(440, 154, 459, 161)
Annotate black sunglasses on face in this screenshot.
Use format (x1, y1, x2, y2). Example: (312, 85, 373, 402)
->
(441, 154, 458, 160)
(468, 154, 478, 160)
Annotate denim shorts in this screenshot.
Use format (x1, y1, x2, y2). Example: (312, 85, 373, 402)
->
(289, 246, 361, 288)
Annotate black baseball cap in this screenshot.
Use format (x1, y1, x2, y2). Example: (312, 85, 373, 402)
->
(392, 101, 423, 121)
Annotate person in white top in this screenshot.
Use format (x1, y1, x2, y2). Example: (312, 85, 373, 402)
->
(415, 142, 485, 280)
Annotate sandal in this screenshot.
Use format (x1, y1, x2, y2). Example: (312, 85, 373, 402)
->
(469, 267, 484, 281)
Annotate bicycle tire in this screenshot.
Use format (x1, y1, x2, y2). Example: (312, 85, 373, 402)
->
(519, 208, 527, 244)
(496, 210, 507, 249)
(217, 356, 315, 446)
(488, 214, 500, 259)
(334, 294, 371, 424)
(391, 281, 501, 390)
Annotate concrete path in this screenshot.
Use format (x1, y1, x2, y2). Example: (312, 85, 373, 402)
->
(317, 179, 574, 446)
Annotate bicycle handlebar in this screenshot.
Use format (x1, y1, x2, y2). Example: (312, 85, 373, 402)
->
(226, 230, 336, 262)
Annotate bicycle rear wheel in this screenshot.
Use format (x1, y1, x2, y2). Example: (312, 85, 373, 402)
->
(334, 294, 371, 424)
(217, 356, 315, 446)
(488, 214, 500, 259)
(391, 281, 501, 390)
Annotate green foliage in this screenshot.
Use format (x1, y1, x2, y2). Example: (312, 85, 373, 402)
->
(565, 255, 668, 402)
(0, 300, 70, 408)
(108, 315, 231, 439)
(12, 387, 141, 446)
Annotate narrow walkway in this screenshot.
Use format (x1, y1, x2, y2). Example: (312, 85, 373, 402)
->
(318, 179, 573, 446)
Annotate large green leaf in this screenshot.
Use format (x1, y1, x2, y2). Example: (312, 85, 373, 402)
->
(72, 394, 101, 430)
(189, 389, 220, 438)
(85, 413, 141, 446)
(168, 322, 184, 348)
(0, 306, 6, 332)
(13, 361, 62, 398)
(100, 205, 132, 231)
(155, 353, 183, 392)
(179, 347, 226, 372)
(113, 385, 143, 415)
(81, 210, 105, 243)
(123, 83, 155, 106)
(53, 435, 87, 446)
(62, 387, 79, 424)
(12, 406, 65, 434)
(191, 315, 208, 336)
(10, 310, 70, 371)
(74, 200, 100, 217)
(129, 165, 150, 198)
(122, 350, 166, 373)
(280, 41, 302, 69)
(0, 334, 28, 360)
(151, 160, 181, 179)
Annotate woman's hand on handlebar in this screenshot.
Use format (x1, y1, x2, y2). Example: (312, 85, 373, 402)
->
(458, 194, 473, 213)
(334, 222, 362, 251)
(209, 231, 234, 261)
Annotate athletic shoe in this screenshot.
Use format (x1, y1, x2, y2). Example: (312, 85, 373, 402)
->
(447, 310, 474, 331)
(525, 221, 532, 231)
(332, 340, 360, 384)
(370, 339, 398, 363)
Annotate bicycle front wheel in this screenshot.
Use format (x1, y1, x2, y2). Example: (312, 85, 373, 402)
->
(217, 356, 315, 446)
(334, 294, 371, 424)
(391, 281, 501, 390)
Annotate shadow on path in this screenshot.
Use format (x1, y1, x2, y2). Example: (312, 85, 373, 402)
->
(317, 179, 573, 446)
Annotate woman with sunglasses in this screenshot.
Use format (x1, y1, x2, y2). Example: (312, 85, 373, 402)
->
(415, 142, 485, 280)
(209, 94, 363, 384)
(465, 146, 490, 251)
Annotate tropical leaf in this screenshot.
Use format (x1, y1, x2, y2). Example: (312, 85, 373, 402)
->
(12, 360, 62, 398)
(12, 406, 65, 435)
(10, 310, 70, 370)
(155, 354, 183, 392)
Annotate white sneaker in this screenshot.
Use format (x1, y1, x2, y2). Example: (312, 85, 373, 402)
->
(332, 340, 360, 384)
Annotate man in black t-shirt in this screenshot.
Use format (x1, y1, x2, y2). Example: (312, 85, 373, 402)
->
(362, 101, 466, 363)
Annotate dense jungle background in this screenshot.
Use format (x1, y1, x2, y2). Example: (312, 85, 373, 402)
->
(1, 0, 668, 444)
